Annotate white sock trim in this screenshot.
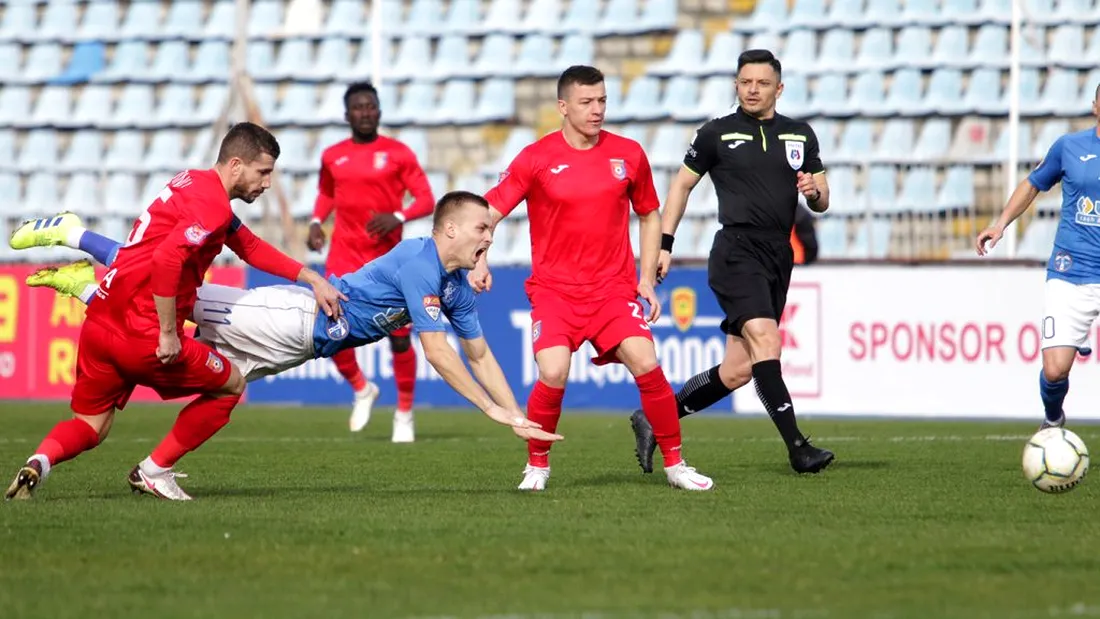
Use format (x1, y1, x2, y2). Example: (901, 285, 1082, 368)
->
(29, 454, 51, 480)
(140, 456, 170, 476)
(65, 226, 87, 249)
(79, 283, 97, 304)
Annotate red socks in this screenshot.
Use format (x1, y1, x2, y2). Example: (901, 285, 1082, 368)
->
(392, 347, 417, 412)
(150, 393, 241, 469)
(35, 418, 101, 466)
(526, 380, 565, 468)
(636, 367, 684, 467)
(332, 348, 367, 392)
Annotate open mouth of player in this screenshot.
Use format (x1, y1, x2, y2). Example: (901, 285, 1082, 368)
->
(474, 247, 486, 261)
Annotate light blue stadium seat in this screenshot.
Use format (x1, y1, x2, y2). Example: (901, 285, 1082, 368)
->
(865, 165, 899, 214)
(849, 71, 890, 117)
(310, 126, 346, 163)
(104, 172, 142, 216)
(604, 76, 625, 116)
(325, 0, 365, 36)
(863, 0, 904, 27)
(290, 172, 320, 218)
(390, 36, 432, 81)
(1084, 68, 1100, 108)
(1047, 25, 1089, 69)
(23, 172, 61, 216)
(389, 82, 437, 126)
(661, 76, 700, 122)
(52, 42, 105, 85)
(274, 128, 312, 172)
(936, 165, 975, 210)
(0, 4, 36, 43)
(895, 27, 933, 70)
(812, 119, 839, 153)
(18, 130, 59, 172)
(268, 84, 320, 126)
(557, 0, 600, 34)
(103, 130, 145, 171)
(824, 0, 866, 28)
(35, 1, 78, 43)
(151, 84, 197, 128)
(61, 173, 102, 217)
(513, 34, 556, 77)
(833, 119, 874, 164)
(732, 0, 787, 33)
(246, 40, 276, 80)
(962, 68, 1004, 115)
(0, 86, 32, 128)
(146, 41, 190, 82)
(876, 119, 916, 161)
(340, 37, 377, 81)
(0, 43, 19, 83)
(162, 2, 204, 39)
(783, 30, 817, 72)
(193, 85, 228, 125)
(203, 1, 237, 39)
(95, 41, 147, 84)
(970, 24, 1007, 68)
(1052, 0, 1100, 24)
(30, 85, 71, 128)
(271, 39, 314, 81)
(471, 79, 515, 124)
(650, 30, 704, 77)
(640, 0, 678, 31)
(776, 73, 811, 118)
(816, 217, 848, 259)
(521, 0, 562, 34)
(817, 28, 856, 73)
(615, 76, 663, 122)
(1024, 0, 1058, 23)
(78, 2, 120, 41)
(186, 41, 230, 83)
(789, 0, 828, 30)
(1032, 119, 1071, 160)
(21, 43, 63, 84)
(615, 123, 649, 147)
(977, 0, 1012, 23)
(398, 128, 429, 165)
(855, 28, 894, 71)
(746, 31, 782, 55)
(598, 0, 642, 35)
(109, 85, 156, 129)
(902, 0, 945, 25)
(913, 119, 950, 161)
(483, 0, 522, 33)
(430, 80, 476, 124)
(403, 0, 444, 36)
(119, 2, 162, 40)
(428, 35, 468, 80)
(648, 125, 690, 168)
(482, 127, 536, 174)
(444, 0, 483, 34)
(144, 131, 185, 172)
(70, 85, 112, 129)
(978, 120, 1031, 166)
(697, 32, 742, 76)
(1018, 26, 1047, 68)
(1018, 218, 1058, 260)
(468, 34, 514, 78)
(925, 69, 967, 115)
(897, 166, 937, 211)
(0, 130, 13, 172)
(882, 68, 924, 116)
(556, 35, 594, 71)
(314, 83, 347, 125)
(808, 73, 851, 117)
(852, 219, 892, 258)
(1027, 68, 1076, 116)
(929, 26, 968, 70)
(823, 166, 859, 214)
(59, 131, 103, 173)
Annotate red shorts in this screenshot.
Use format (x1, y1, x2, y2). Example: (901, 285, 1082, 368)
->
(70, 320, 232, 416)
(529, 290, 654, 365)
(327, 252, 411, 338)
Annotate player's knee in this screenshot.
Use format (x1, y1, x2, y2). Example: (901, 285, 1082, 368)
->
(74, 412, 112, 443)
(1042, 363, 1071, 383)
(741, 320, 781, 359)
(1042, 348, 1075, 382)
(218, 368, 247, 397)
(389, 335, 412, 354)
(537, 363, 570, 388)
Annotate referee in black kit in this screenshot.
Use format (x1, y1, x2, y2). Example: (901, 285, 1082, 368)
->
(630, 49, 835, 475)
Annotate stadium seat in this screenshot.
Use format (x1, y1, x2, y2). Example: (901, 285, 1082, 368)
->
(1018, 218, 1058, 260)
(660, 75, 700, 121)
(824, 0, 866, 28)
(812, 118, 839, 154)
(512, 34, 556, 78)
(290, 172, 320, 218)
(776, 73, 811, 119)
(824, 166, 859, 214)
(985, 120, 1033, 165)
(186, 129, 216, 167)
(430, 35, 470, 80)
(808, 74, 852, 117)
(468, 34, 514, 79)
(0, 43, 19, 84)
(783, 30, 817, 73)
(482, 127, 535, 174)
(193, 84, 228, 126)
(962, 68, 1004, 115)
(340, 37, 381, 81)
(640, 0, 678, 31)
(697, 32, 742, 76)
(118, 2, 162, 40)
(78, 1, 120, 41)
(311, 126, 348, 162)
(521, 0, 562, 34)
(143, 130, 186, 172)
(103, 130, 145, 171)
(268, 84, 321, 126)
(815, 217, 848, 258)
(855, 28, 894, 71)
(482, 0, 523, 34)
(850, 71, 890, 117)
(61, 172, 103, 217)
(650, 30, 704, 77)
(559, 0, 601, 34)
(851, 219, 892, 258)
(1047, 25, 1087, 69)
(649, 125, 691, 169)
(1051, 0, 1100, 25)
(946, 0, 984, 25)
(864, 165, 900, 215)
(52, 42, 105, 85)
(108, 85, 156, 129)
(282, 0, 323, 37)
(59, 130, 104, 173)
(18, 130, 59, 172)
(897, 166, 937, 211)
(0, 4, 36, 43)
(818, 28, 856, 73)
(389, 82, 437, 126)
(863, 0, 904, 28)
(470, 79, 515, 124)
(929, 26, 969, 70)
(390, 36, 432, 82)
(789, 0, 828, 30)
(936, 165, 976, 210)
(977, 0, 1013, 23)
(1031, 119, 1071, 160)
(145, 41, 190, 83)
(925, 69, 967, 115)
(882, 68, 924, 116)
(270, 39, 315, 81)
(276, 128, 313, 173)
(249, 0, 286, 38)
(556, 35, 594, 71)
(833, 119, 874, 164)
(876, 119, 916, 161)
(598, 0, 643, 35)
(0, 86, 32, 128)
(30, 85, 71, 128)
(405, 0, 445, 37)
(444, 0, 483, 34)
(21, 43, 63, 84)
(970, 24, 1008, 68)
(95, 41, 148, 85)
(431, 80, 476, 124)
(398, 128, 430, 165)
(0, 129, 13, 172)
(35, 1, 78, 43)
(22, 171, 62, 217)
(732, 0, 788, 33)
(69, 84, 112, 129)
(162, 2, 205, 39)
(314, 82, 348, 125)
(912, 118, 951, 161)
(1026, 68, 1075, 116)
(902, 0, 946, 25)
(186, 40, 231, 83)
(895, 27, 933, 70)
(614, 76, 663, 122)
(204, 1, 237, 39)
(325, 0, 366, 36)
(104, 172, 142, 216)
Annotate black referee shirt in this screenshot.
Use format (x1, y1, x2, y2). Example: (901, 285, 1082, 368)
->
(683, 107, 825, 234)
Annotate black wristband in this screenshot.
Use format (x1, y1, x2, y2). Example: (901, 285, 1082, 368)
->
(661, 233, 675, 252)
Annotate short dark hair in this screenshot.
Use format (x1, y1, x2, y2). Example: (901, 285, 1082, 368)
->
(216, 122, 280, 164)
(737, 49, 782, 81)
(433, 191, 489, 231)
(344, 81, 379, 108)
(1095, 81, 1099, 101)
(557, 65, 605, 99)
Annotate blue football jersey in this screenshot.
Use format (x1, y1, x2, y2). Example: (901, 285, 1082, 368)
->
(312, 237, 483, 358)
(1029, 128, 1100, 284)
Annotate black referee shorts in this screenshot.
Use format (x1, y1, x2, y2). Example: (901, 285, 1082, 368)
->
(707, 226, 794, 337)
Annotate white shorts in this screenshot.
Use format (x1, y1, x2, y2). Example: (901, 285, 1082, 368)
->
(193, 283, 318, 382)
(1042, 278, 1100, 352)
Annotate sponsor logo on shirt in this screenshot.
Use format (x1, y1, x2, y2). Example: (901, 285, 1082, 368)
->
(335, 156, 349, 166)
(326, 316, 349, 340)
(670, 287, 697, 332)
(1054, 251, 1073, 272)
(184, 224, 210, 245)
(728, 141, 746, 150)
(609, 158, 626, 181)
(786, 141, 804, 171)
(1075, 196, 1100, 226)
(374, 152, 388, 170)
(1080, 154, 1097, 162)
(423, 295, 441, 321)
(550, 164, 569, 174)
(205, 352, 224, 374)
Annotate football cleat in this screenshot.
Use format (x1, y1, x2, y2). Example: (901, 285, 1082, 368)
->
(9, 212, 83, 250)
(392, 411, 415, 443)
(4, 460, 43, 501)
(127, 466, 193, 501)
(629, 409, 657, 474)
(25, 260, 96, 298)
(348, 382, 380, 432)
(789, 437, 835, 474)
(517, 465, 550, 491)
(665, 461, 714, 491)
(1040, 414, 1066, 431)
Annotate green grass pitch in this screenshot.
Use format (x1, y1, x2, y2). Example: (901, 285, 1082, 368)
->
(1, 402, 1098, 619)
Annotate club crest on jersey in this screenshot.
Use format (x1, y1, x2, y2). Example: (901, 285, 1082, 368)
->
(374, 152, 388, 170)
(442, 281, 457, 304)
(609, 158, 627, 181)
(1054, 251, 1073, 272)
(1075, 196, 1100, 226)
(786, 141, 804, 170)
(670, 287, 697, 332)
(184, 224, 210, 245)
(532, 320, 542, 343)
(326, 316, 349, 341)
(205, 352, 224, 374)
(423, 295, 441, 321)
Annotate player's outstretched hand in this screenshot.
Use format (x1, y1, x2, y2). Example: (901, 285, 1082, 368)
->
(367, 213, 402, 237)
(637, 281, 661, 323)
(656, 249, 672, 284)
(307, 222, 326, 252)
(469, 261, 492, 293)
(302, 271, 348, 318)
(156, 331, 181, 364)
(975, 224, 1003, 256)
(485, 405, 564, 442)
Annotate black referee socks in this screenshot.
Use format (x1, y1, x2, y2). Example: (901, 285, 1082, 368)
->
(751, 359, 805, 450)
(675, 365, 732, 418)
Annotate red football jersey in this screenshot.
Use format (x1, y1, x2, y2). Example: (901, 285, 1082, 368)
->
(484, 130, 659, 300)
(88, 169, 237, 338)
(313, 136, 434, 274)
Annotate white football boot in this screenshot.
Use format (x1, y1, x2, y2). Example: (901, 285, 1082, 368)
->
(348, 382, 380, 432)
(128, 466, 193, 501)
(517, 465, 550, 491)
(391, 410, 415, 443)
(665, 461, 714, 491)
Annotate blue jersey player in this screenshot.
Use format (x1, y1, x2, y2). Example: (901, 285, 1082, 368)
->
(12, 192, 562, 443)
(977, 83, 1100, 429)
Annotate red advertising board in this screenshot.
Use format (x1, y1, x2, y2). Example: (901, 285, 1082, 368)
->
(0, 264, 245, 402)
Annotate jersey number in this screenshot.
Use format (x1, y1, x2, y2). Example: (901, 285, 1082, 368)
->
(125, 186, 172, 247)
(628, 301, 651, 331)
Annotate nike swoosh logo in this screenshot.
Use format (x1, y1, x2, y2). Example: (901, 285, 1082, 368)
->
(1081, 154, 1097, 162)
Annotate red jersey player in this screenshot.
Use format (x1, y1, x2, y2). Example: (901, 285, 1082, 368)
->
(307, 81, 434, 443)
(5, 123, 345, 501)
(477, 66, 714, 491)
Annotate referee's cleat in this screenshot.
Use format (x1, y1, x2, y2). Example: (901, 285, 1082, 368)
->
(789, 437, 835, 474)
(1040, 414, 1066, 431)
(9, 212, 83, 250)
(26, 260, 95, 298)
(5, 460, 43, 501)
(629, 409, 657, 474)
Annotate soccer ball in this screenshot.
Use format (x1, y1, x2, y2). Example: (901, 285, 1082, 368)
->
(1022, 427, 1089, 493)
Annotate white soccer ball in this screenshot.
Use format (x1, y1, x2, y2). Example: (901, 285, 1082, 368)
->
(1022, 427, 1089, 493)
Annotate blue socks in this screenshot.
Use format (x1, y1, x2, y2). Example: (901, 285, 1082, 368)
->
(77, 231, 121, 267)
(1039, 371, 1068, 423)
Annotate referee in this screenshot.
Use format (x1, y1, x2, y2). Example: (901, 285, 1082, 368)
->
(630, 49, 835, 475)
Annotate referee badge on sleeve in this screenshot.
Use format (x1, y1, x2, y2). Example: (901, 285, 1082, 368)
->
(786, 142, 804, 170)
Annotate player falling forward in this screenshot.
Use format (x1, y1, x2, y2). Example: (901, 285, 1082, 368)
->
(11, 193, 561, 474)
(473, 65, 714, 491)
(309, 81, 435, 441)
(976, 82, 1100, 430)
(5, 122, 346, 501)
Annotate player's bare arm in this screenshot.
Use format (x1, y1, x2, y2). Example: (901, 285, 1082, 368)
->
(468, 206, 505, 293)
(153, 294, 181, 364)
(657, 166, 704, 283)
(460, 335, 559, 441)
(976, 180, 1041, 256)
(297, 268, 347, 318)
(637, 209, 662, 323)
(799, 171, 830, 213)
